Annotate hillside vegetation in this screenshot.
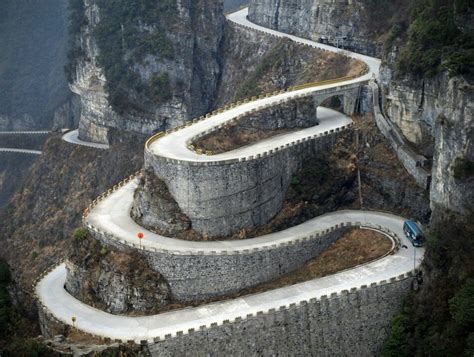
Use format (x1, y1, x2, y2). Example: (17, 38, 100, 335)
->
(67, 0, 177, 113)
(394, 0, 474, 79)
(382, 213, 474, 356)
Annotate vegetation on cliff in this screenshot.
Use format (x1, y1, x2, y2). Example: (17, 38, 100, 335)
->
(66, 0, 177, 112)
(395, 0, 474, 79)
(232, 39, 366, 101)
(93, 0, 176, 111)
(453, 157, 474, 180)
(0, 131, 146, 303)
(382, 213, 474, 356)
(0, 260, 52, 355)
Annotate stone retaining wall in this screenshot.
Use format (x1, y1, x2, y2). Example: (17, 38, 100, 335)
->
(36, 261, 413, 356)
(145, 125, 351, 237)
(147, 276, 413, 356)
(38, 303, 69, 339)
(137, 12, 367, 238)
(88, 221, 353, 302)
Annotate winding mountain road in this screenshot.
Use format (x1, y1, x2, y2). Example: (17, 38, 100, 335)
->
(62, 130, 109, 150)
(0, 130, 49, 135)
(39, 210, 422, 342)
(148, 8, 380, 162)
(36, 7, 424, 343)
(0, 148, 42, 155)
(0, 130, 48, 154)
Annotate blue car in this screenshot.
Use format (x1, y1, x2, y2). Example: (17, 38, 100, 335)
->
(403, 220, 424, 247)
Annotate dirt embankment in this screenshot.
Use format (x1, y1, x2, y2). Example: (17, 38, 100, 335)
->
(239, 228, 392, 295)
(215, 26, 367, 107)
(66, 232, 170, 316)
(205, 29, 367, 154)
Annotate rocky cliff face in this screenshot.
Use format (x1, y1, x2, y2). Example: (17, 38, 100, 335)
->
(131, 169, 191, 237)
(248, 0, 405, 57)
(380, 68, 474, 216)
(71, 0, 225, 144)
(65, 233, 170, 315)
(248, 0, 473, 218)
(0, 130, 146, 310)
(216, 23, 365, 107)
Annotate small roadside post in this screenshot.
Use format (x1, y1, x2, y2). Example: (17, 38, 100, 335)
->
(138, 232, 144, 249)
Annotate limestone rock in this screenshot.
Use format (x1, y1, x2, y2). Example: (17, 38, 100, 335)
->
(248, 0, 382, 57)
(131, 169, 191, 236)
(71, 0, 225, 144)
(380, 67, 474, 216)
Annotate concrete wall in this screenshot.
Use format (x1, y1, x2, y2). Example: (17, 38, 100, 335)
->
(145, 124, 351, 237)
(147, 276, 412, 356)
(87, 221, 352, 302)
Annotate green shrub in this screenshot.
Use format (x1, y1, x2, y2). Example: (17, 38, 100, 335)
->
(449, 279, 474, 329)
(382, 213, 474, 355)
(0, 260, 11, 340)
(31, 251, 38, 261)
(0, 263, 10, 286)
(73, 227, 88, 241)
(395, 0, 474, 79)
(291, 175, 301, 186)
(92, 0, 177, 112)
(453, 157, 474, 180)
(1, 338, 52, 356)
(149, 73, 172, 103)
(234, 42, 288, 100)
(381, 313, 412, 357)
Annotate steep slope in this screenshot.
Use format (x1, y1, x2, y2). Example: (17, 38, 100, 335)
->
(1, 2, 397, 308)
(379, 0, 474, 217)
(0, 131, 146, 309)
(248, 0, 408, 57)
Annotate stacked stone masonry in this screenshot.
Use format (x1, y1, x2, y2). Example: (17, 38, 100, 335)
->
(148, 277, 413, 356)
(145, 129, 348, 237)
(144, 92, 360, 238)
(37, 267, 413, 356)
(89, 222, 355, 302)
